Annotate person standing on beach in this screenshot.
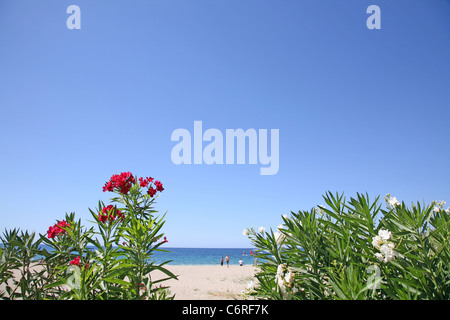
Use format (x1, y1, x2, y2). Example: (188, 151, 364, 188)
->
(220, 257, 223, 266)
(226, 255, 230, 268)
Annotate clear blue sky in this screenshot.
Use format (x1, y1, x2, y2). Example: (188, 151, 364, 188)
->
(1, 0, 449, 248)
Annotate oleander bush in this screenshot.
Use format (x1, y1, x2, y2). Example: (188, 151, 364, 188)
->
(0, 172, 176, 300)
(243, 192, 450, 300)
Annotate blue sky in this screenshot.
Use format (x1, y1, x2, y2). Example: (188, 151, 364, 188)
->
(1, 0, 449, 248)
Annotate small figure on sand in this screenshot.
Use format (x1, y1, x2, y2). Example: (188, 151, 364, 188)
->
(239, 258, 243, 266)
(220, 257, 224, 266)
(226, 255, 230, 268)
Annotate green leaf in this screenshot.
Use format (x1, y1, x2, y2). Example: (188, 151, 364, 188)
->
(103, 278, 131, 287)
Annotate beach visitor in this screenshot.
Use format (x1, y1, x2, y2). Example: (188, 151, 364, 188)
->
(226, 255, 230, 268)
(239, 259, 243, 266)
(220, 257, 223, 266)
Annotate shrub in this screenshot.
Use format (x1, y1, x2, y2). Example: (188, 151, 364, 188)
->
(0, 172, 176, 300)
(243, 192, 450, 300)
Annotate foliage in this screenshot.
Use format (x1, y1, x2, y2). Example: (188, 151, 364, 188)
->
(0, 172, 176, 300)
(243, 192, 450, 300)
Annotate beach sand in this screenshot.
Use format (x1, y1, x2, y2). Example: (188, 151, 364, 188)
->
(1, 264, 259, 300)
(153, 265, 258, 300)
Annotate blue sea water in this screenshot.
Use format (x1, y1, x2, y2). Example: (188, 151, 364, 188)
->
(26, 246, 259, 266)
(153, 247, 258, 266)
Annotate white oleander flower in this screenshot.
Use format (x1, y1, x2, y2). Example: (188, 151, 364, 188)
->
(388, 196, 401, 208)
(258, 226, 266, 233)
(276, 264, 285, 277)
(378, 229, 392, 241)
(446, 207, 450, 214)
(246, 280, 255, 291)
(379, 244, 392, 256)
(378, 242, 396, 263)
(275, 264, 296, 297)
(372, 235, 383, 249)
(315, 205, 325, 216)
(278, 281, 286, 295)
(372, 228, 396, 263)
(274, 231, 285, 245)
(432, 200, 446, 213)
(383, 251, 396, 263)
(274, 231, 280, 241)
(275, 264, 287, 295)
(284, 270, 295, 287)
(243, 229, 249, 236)
(275, 273, 284, 290)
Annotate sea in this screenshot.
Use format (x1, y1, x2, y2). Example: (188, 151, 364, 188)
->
(27, 246, 259, 266)
(153, 247, 258, 266)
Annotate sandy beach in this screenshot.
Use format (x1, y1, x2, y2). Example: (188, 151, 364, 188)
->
(153, 265, 258, 300)
(1, 264, 259, 300)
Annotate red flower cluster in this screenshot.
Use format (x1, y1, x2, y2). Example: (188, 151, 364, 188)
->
(154, 236, 168, 244)
(69, 256, 89, 270)
(70, 256, 81, 267)
(102, 172, 136, 194)
(47, 220, 70, 239)
(135, 282, 145, 289)
(139, 177, 164, 197)
(154, 180, 164, 192)
(147, 187, 157, 197)
(139, 176, 153, 188)
(99, 205, 124, 223)
(103, 172, 164, 198)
